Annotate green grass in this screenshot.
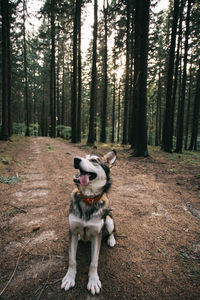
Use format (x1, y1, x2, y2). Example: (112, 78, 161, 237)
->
(0, 176, 21, 184)
(149, 146, 200, 168)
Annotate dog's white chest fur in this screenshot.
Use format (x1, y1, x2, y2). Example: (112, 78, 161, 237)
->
(69, 213, 104, 241)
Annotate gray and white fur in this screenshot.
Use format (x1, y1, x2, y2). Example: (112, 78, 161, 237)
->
(61, 150, 116, 295)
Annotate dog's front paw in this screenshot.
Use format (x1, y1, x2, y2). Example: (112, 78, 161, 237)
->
(87, 274, 102, 295)
(61, 270, 76, 291)
(107, 233, 116, 247)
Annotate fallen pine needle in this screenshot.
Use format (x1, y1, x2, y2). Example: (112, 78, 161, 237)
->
(36, 278, 62, 300)
(0, 239, 31, 297)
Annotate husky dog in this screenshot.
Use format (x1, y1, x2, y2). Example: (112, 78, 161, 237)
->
(61, 150, 117, 295)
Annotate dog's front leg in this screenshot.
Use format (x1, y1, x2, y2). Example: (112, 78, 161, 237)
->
(61, 232, 78, 291)
(87, 234, 102, 295)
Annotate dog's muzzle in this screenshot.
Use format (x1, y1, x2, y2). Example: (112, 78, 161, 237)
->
(73, 157, 97, 186)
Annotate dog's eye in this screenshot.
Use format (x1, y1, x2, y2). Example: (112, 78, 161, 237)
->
(90, 159, 98, 163)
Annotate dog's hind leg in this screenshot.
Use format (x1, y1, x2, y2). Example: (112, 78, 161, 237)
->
(105, 215, 116, 247)
(61, 232, 78, 291)
(87, 234, 102, 295)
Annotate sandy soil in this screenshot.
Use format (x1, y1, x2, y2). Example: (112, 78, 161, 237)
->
(0, 137, 200, 300)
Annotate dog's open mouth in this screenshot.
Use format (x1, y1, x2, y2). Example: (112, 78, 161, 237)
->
(74, 170, 97, 186)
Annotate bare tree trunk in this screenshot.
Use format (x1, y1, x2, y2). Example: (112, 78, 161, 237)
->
(117, 85, 121, 143)
(175, 0, 192, 153)
(189, 63, 200, 151)
(122, 0, 130, 145)
(131, 0, 150, 156)
(87, 0, 98, 145)
(50, 0, 56, 138)
(1, 0, 11, 140)
(184, 65, 192, 149)
(77, 0, 82, 143)
(100, 0, 108, 143)
(71, 0, 78, 142)
(170, 0, 184, 149)
(155, 68, 162, 146)
(162, 0, 179, 152)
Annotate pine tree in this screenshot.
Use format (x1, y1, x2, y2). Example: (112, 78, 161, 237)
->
(175, 0, 192, 153)
(131, 0, 150, 156)
(1, 0, 11, 140)
(162, 0, 179, 152)
(87, 0, 98, 145)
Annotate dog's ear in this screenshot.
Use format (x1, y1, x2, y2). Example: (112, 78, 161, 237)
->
(103, 150, 116, 166)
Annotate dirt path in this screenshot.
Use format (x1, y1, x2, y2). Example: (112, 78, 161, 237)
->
(0, 137, 200, 299)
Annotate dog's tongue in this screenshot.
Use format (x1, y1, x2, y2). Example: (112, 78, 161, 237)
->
(80, 174, 89, 186)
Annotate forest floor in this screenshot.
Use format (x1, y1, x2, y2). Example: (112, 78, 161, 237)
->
(0, 136, 200, 300)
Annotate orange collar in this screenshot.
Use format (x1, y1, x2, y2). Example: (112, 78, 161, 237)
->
(79, 192, 103, 206)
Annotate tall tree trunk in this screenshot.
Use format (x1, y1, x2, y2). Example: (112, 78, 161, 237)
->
(128, 13, 134, 144)
(162, 0, 179, 152)
(71, 0, 79, 142)
(50, 0, 56, 138)
(23, 0, 29, 136)
(111, 53, 116, 143)
(175, 0, 192, 153)
(77, 0, 82, 143)
(61, 62, 65, 126)
(1, 0, 11, 140)
(131, 0, 150, 156)
(87, 0, 98, 145)
(56, 44, 60, 137)
(155, 67, 162, 146)
(117, 84, 121, 143)
(189, 63, 200, 151)
(122, 0, 130, 145)
(184, 65, 192, 149)
(170, 0, 184, 149)
(100, 0, 108, 143)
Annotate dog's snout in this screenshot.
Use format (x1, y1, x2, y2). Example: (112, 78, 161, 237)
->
(74, 157, 81, 169)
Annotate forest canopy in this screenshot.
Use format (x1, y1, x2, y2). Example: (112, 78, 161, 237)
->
(0, 0, 200, 156)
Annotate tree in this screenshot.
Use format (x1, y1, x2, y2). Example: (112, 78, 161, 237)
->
(175, 0, 192, 153)
(189, 63, 200, 151)
(71, 0, 79, 143)
(23, 0, 30, 136)
(122, 0, 130, 145)
(162, 0, 180, 152)
(50, 0, 56, 138)
(170, 0, 184, 149)
(100, 0, 108, 143)
(77, 0, 82, 143)
(131, 0, 150, 156)
(87, 0, 98, 145)
(1, 0, 11, 140)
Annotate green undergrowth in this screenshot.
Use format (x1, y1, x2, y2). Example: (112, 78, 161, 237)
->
(0, 176, 21, 184)
(149, 146, 200, 167)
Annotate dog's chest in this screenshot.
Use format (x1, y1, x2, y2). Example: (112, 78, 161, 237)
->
(69, 213, 104, 241)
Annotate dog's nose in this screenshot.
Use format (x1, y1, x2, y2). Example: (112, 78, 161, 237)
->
(74, 157, 81, 169)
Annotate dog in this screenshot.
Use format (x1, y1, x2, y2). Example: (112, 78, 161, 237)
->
(61, 150, 117, 295)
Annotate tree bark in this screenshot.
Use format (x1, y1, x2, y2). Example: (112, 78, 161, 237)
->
(189, 63, 200, 151)
(1, 0, 11, 140)
(175, 0, 192, 153)
(155, 68, 162, 146)
(100, 0, 108, 143)
(170, 0, 184, 149)
(184, 65, 192, 149)
(87, 0, 98, 145)
(71, 0, 79, 142)
(162, 0, 179, 152)
(122, 0, 130, 145)
(50, 0, 56, 138)
(131, 0, 150, 157)
(77, 0, 82, 143)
